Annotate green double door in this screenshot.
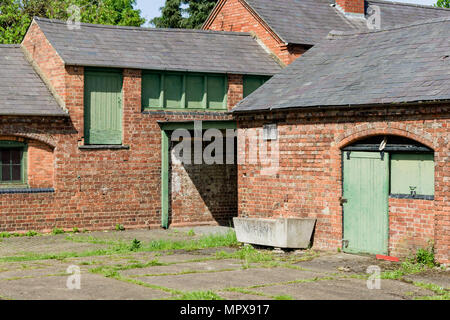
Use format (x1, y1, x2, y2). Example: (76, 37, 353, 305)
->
(343, 152, 389, 255)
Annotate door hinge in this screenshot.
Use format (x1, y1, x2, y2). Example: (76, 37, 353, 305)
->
(342, 240, 349, 248)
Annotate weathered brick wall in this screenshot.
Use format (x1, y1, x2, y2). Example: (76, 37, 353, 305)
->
(170, 136, 237, 226)
(0, 24, 241, 233)
(236, 105, 450, 264)
(203, 0, 306, 65)
(22, 21, 66, 100)
(389, 198, 435, 258)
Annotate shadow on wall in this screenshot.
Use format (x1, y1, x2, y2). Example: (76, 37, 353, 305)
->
(168, 134, 238, 227)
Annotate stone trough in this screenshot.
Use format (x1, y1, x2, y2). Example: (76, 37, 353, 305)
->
(233, 217, 316, 249)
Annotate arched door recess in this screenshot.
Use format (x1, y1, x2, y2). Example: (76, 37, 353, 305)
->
(341, 136, 434, 255)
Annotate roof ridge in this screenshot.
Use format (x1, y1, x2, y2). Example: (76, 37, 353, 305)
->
(33, 17, 252, 37)
(369, 0, 450, 12)
(328, 16, 450, 38)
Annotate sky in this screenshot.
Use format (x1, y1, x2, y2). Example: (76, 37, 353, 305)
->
(135, 0, 440, 25)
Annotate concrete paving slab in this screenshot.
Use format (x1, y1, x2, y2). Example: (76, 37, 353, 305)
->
(253, 277, 435, 300)
(155, 252, 219, 264)
(403, 270, 450, 289)
(0, 265, 66, 280)
(294, 253, 401, 275)
(135, 267, 323, 292)
(122, 259, 244, 277)
(0, 235, 108, 257)
(0, 273, 170, 300)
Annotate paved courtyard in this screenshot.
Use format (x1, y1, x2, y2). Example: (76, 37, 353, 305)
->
(0, 227, 448, 300)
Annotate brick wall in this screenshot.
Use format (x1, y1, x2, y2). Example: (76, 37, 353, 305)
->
(203, 0, 307, 66)
(0, 23, 243, 233)
(170, 136, 237, 226)
(235, 104, 450, 264)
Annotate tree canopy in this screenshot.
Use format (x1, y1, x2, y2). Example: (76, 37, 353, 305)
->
(151, 0, 218, 29)
(0, 0, 146, 44)
(435, 0, 450, 8)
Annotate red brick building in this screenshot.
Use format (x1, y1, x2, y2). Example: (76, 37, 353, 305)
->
(204, 0, 450, 65)
(0, 17, 280, 232)
(232, 17, 450, 264)
(1, 1, 449, 264)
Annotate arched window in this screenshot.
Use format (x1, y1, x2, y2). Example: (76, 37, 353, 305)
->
(343, 136, 434, 199)
(0, 141, 27, 187)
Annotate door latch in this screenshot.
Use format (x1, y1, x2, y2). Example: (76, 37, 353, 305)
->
(339, 197, 348, 205)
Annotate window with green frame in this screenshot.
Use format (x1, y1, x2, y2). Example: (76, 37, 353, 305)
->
(390, 153, 434, 197)
(0, 141, 27, 187)
(142, 71, 228, 110)
(243, 75, 271, 98)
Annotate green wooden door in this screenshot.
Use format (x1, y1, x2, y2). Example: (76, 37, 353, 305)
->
(343, 152, 389, 255)
(84, 70, 123, 145)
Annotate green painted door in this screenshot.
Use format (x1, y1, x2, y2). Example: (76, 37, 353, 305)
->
(343, 151, 389, 255)
(84, 69, 123, 145)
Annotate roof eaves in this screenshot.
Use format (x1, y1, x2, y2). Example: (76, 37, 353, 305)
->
(232, 99, 450, 114)
(68, 62, 280, 76)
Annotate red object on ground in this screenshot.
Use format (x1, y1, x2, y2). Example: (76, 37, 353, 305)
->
(376, 254, 400, 262)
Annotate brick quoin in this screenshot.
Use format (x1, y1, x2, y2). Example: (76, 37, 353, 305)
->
(236, 105, 450, 264)
(0, 23, 244, 233)
(203, 0, 308, 65)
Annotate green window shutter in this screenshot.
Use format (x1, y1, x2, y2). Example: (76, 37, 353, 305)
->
(390, 153, 434, 196)
(186, 75, 205, 109)
(243, 76, 270, 98)
(84, 69, 123, 145)
(164, 74, 183, 109)
(207, 75, 227, 109)
(142, 73, 162, 109)
(141, 71, 229, 111)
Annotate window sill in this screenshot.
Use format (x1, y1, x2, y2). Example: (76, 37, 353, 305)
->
(390, 194, 434, 201)
(79, 145, 130, 150)
(0, 188, 55, 195)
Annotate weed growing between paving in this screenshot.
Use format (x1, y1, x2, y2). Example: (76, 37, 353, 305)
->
(174, 291, 224, 300)
(0, 230, 239, 263)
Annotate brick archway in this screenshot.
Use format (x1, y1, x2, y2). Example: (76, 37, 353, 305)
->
(0, 132, 57, 149)
(335, 125, 436, 151)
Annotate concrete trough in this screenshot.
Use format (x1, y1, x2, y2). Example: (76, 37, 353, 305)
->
(233, 217, 316, 249)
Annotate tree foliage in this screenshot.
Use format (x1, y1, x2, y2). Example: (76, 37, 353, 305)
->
(151, 0, 218, 29)
(150, 0, 183, 28)
(435, 0, 450, 8)
(0, 0, 146, 44)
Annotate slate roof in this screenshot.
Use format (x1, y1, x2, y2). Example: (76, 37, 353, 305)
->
(232, 17, 450, 113)
(241, 0, 450, 45)
(33, 17, 282, 76)
(0, 45, 66, 116)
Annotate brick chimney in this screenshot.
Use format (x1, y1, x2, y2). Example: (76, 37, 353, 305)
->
(335, 0, 365, 17)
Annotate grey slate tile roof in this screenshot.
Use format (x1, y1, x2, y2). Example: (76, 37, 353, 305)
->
(0, 45, 66, 116)
(34, 17, 282, 76)
(233, 17, 450, 113)
(242, 0, 450, 45)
